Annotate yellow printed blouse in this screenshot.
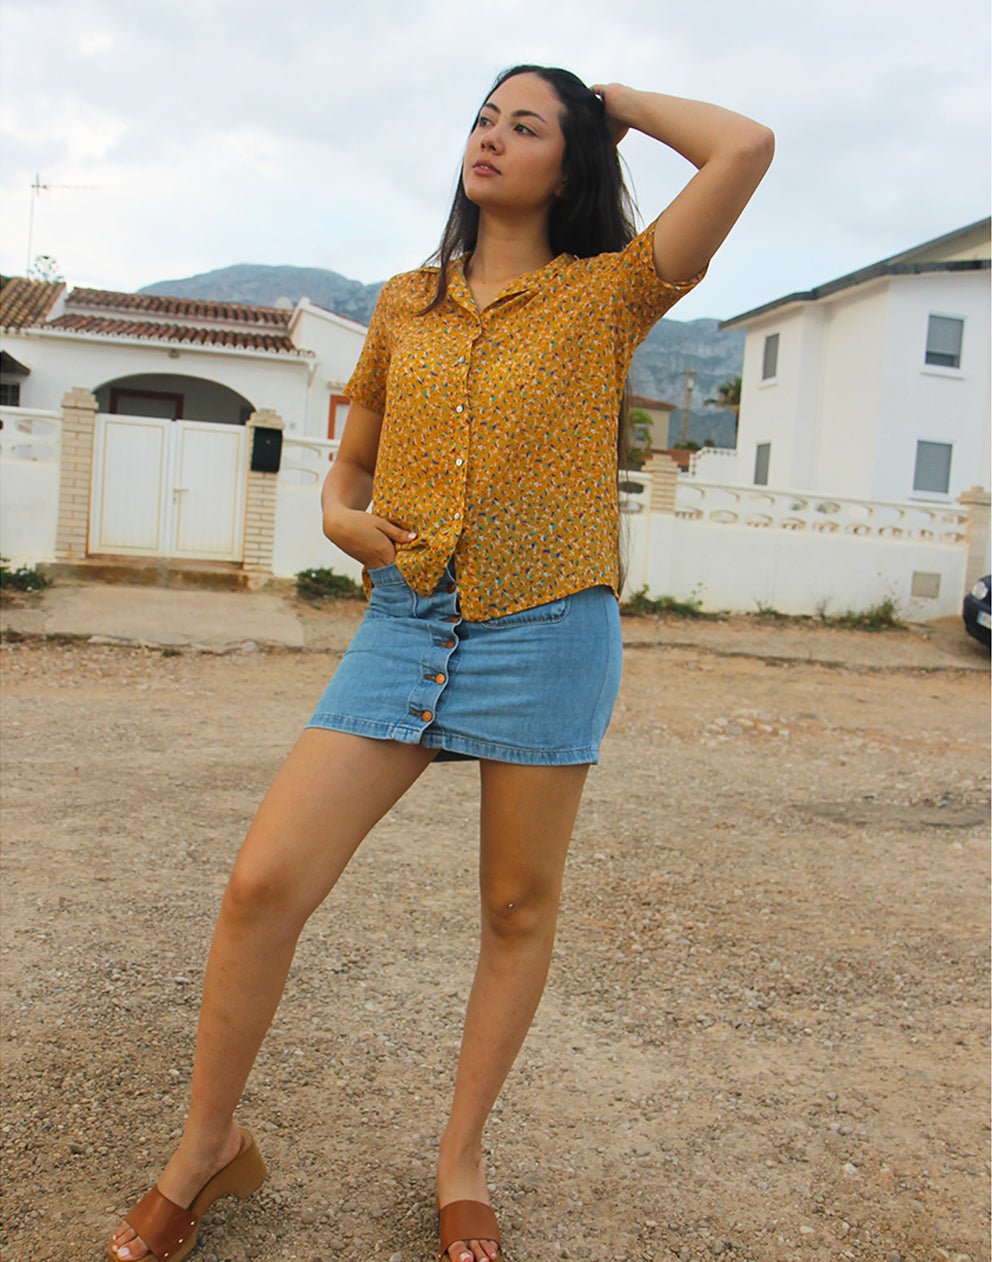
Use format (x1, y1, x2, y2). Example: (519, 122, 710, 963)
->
(345, 217, 704, 620)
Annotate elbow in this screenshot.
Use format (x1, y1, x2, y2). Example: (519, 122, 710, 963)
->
(745, 124, 775, 172)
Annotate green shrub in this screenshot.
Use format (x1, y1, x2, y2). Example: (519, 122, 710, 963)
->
(295, 567, 364, 601)
(0, 557, 50, 592)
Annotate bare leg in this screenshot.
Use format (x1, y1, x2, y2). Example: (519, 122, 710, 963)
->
(437, 760, 590, 1262)
(111, 729, 436, 1260)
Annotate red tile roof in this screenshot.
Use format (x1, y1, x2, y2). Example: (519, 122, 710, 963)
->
(46, 313, 301, 354)
(66, 287, 291, 327)
(0, 276, 65, 329)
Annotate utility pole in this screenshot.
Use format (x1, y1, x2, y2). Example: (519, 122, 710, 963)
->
(677, 369, 695, 445)
(26, 173, 97, 273)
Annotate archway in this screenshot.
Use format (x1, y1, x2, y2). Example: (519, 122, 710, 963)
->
(94, 373, 254, 425)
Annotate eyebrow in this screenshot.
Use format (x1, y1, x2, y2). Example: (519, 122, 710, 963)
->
(480, 101, 549, 125)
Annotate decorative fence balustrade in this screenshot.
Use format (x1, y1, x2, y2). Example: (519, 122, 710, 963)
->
(0, 406, 62, 462)
(280, 434, 339, 483)
(674, 480, 969, 546)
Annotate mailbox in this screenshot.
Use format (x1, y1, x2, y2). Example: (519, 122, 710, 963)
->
(250, 426, 283, 473)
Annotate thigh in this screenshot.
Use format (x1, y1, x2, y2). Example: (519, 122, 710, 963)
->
(231, 729, 436, 919)
(477, 761, 590, 907)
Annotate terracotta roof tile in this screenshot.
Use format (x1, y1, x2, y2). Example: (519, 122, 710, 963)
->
(66, 287, 291, 327)
(46, 313, 302, 354)
(0, 276, 66, 329)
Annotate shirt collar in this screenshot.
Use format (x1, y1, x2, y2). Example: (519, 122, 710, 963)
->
(428, 252, 576, 315)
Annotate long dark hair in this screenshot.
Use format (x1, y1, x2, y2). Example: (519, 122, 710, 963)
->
(422, 65, 641, 471)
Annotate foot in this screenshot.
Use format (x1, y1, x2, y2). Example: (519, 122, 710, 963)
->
(437, 1143, 501, 1262)
(108, 1123, 243, 1260)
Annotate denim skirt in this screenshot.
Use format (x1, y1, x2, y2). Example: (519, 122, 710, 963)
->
(305, 560, 623, 765)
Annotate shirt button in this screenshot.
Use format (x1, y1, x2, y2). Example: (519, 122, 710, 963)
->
(421, 710, 433, 722)
(434, 673, 445, 684)
(455, 457, 464, 466)
(455, 404, 464, 414)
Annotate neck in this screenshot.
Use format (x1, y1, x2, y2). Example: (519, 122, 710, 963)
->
(465, 209, 554, 285)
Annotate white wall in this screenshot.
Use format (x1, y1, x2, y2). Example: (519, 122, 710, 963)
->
(874, 270, 991, 502)
(290, 302, 367, 438)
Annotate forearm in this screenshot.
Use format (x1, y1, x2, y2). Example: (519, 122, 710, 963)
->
(321, 455, 375, 518)
(615, 87, 773, 170)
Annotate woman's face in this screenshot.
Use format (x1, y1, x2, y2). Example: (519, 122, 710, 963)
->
(462, 73, 567, 216)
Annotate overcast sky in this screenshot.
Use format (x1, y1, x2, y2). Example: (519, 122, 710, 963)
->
(1, 0, 988, 322)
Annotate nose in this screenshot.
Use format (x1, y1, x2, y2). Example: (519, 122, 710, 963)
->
(481, 124, 504, 153)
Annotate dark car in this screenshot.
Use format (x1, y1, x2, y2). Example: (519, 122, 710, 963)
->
(962, 575, 991, 646)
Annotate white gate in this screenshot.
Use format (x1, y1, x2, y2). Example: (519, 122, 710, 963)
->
(89, 414, 248, 561)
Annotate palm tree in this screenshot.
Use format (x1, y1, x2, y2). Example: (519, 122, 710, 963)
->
(704, 375, 742, 445)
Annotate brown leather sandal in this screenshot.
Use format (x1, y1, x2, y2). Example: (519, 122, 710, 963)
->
(438, 1199, 503, 1261)
(106, 1129, 266, 1262)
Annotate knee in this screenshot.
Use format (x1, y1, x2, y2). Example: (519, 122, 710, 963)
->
(481, 883, 557, 944)
(223, 853, 301, 926)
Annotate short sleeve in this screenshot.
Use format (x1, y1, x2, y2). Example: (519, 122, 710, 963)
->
(344, 278, 398, 415)
(611, 216, 708, 351)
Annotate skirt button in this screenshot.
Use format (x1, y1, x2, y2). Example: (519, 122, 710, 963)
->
(443, 639, 456, 648)
(434, 673, 445, 684)
(421, 710, 433, 722)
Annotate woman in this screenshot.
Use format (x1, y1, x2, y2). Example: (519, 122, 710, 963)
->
(109, 66, 772, 1262)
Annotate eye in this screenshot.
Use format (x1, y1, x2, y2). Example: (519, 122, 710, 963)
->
(514, 122, 536, 136)
(475, 113, 493, 129)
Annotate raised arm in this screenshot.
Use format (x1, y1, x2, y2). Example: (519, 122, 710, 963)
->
(321, 401, 416, 568)
(593, 84, 774, 283)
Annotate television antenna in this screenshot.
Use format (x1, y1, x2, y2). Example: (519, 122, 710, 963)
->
(26, 172, 98, 273)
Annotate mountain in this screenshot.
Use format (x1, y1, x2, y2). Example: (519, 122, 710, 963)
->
(139, 264, 384, 326)
(139, 263, 745, 447)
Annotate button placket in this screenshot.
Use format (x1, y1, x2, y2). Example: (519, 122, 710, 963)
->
(407, 576, 462, 731)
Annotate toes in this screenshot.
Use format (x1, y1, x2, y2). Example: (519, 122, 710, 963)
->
(445, 1241, 498, 1262)
(109, 1226, 149, 1260)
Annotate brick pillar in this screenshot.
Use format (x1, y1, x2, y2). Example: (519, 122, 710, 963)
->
(242, 409, 285, 581)
(960, 485, 991, 590)
(645, 452, 680, 514)
(54, 387, 98, 560)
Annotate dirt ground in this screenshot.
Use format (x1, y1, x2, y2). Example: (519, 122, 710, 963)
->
(1, 606, 989, 1262)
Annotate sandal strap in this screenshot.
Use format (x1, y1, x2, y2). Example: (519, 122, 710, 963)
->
(125, 1186, 199, 1261)
(439, 1199, 501, 1256)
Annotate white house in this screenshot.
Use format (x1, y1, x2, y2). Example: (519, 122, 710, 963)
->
(0, 276, 367, 578)
(721, 219, 991, 504)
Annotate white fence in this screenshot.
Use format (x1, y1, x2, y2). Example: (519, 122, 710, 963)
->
(0, 407, 62, 564)
(623, 474, 971, 620)
(0, 403, 979, 621)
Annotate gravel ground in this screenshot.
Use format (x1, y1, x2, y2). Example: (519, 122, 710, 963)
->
(1, 609, 989, 1262)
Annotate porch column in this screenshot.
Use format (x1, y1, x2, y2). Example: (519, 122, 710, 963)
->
(243, 409, 285, 580)
(960, 485, 991, 591)
(645, 451, 680, 513)
(54, 387, 98, 560)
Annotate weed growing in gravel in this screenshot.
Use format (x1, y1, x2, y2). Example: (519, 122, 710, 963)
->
(295, 567, 364, 601)
(0, 557, 50, 593)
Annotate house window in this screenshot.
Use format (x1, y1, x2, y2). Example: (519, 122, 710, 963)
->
(925, 315, 963, 369)
(0, 382, 20, 406)
(761, 333, 779, 380)
(327, 393, 350, 439)
(754, 442, 771, 486)
(913, 440, 952, 495)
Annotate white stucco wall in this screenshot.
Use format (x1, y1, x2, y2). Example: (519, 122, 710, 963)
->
(874, 270, 991, 502)
(289, 302, 367, 438)
(812, 281, 889, 497)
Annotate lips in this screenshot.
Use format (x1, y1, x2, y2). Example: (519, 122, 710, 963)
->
(472, 160, 500, 174)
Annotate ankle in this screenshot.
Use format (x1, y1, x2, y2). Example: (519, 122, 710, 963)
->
(438, 1134, 484, 1170)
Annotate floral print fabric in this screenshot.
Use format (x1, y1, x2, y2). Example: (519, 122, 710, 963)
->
(345, 217, 704, 620)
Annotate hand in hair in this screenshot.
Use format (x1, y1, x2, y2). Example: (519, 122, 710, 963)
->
(591, 83, 631, 147)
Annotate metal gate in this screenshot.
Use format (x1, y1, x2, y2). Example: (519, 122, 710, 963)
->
(89, 413, 248, 560)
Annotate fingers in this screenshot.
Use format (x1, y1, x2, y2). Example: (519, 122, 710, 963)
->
(374, 516, 418, 544)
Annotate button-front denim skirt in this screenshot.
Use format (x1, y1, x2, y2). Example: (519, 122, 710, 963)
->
(306, 560, 622, 765)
